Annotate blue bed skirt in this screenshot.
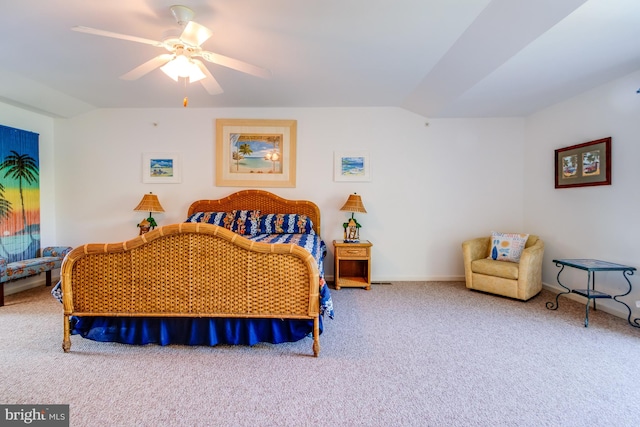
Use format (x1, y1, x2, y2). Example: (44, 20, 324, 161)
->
(70, 316, 323, 346)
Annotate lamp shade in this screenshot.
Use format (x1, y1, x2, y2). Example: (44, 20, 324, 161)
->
(340, 193, 367, 213)
(134, 193, 165, 213)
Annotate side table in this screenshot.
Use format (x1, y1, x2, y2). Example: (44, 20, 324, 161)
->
(546, 259, 639, 328)
(333, 240, 372, 290)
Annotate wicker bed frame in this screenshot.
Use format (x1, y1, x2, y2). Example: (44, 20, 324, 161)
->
(61, 190, 323, 356)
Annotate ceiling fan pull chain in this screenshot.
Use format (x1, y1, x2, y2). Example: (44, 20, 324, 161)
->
(183, 78, 188, 107)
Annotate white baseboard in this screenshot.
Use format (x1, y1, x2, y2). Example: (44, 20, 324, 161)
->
(331, 277, 635, 322)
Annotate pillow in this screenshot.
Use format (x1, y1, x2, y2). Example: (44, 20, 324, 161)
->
(488, 232, 529, 263)
(228, 210, 261, 235)
(185, 211, 228, 227)
(258, 214, 315, 235)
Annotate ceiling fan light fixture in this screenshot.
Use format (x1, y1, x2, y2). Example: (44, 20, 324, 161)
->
(73, 4, 269, 94)
(160, 55, 206, 83)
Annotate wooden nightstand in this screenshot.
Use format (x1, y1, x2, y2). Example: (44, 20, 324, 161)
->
(333, 240, 373, 290)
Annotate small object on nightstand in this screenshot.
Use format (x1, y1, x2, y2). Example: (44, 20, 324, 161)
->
(137, 219, 151, 235)
(333, 240, 373, 290)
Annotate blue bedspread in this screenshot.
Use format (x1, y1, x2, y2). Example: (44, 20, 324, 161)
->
(52, 232, 333, 346)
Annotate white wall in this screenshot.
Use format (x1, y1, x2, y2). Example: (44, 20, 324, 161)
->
(525, 69, 640, 319)
(53, 107, 526, 281)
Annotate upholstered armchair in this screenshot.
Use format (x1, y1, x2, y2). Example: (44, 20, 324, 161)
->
(462, 234, 544, 301)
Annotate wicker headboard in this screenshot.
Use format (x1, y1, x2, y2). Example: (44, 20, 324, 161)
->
(188, 190, 321, 236)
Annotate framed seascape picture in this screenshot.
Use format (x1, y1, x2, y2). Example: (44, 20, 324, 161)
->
(334, 151, 371, 182)
(142, 152, 181, 184)
(555, 137, 611, 189)
(215, 119, 297, 187)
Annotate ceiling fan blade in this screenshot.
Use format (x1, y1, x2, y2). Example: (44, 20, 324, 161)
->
(72, 26, 164, 47)
(194, 60, 224, 95)
(199, 51, 271, 79)
(120, 54, 174, 80)
(180, 21, 213, 47)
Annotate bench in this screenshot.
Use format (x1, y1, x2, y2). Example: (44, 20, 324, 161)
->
(0, 246, 72, 306)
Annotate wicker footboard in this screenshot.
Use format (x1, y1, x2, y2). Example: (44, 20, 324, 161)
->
(61, 223, 321, 356)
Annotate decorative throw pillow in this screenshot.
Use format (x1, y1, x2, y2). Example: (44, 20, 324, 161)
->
(228, 210, 261, 235)
(185, 211, 228, 227)
(488, 232, 529, 263)
(258, 214, 315, 235)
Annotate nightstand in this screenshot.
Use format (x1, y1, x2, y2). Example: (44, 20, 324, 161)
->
(333, 240, 373, 290)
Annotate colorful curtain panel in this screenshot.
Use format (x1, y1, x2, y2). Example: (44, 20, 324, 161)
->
(0, 124, 40, 262)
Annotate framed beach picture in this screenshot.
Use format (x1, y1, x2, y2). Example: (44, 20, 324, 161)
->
(334, 151, 371, 182)
(215, 119, 297, 187)
(142, 152, 182, 184)
(554, 137, 611, 189)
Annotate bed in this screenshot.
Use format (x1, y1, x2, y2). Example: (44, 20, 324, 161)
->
(54, 190, 333, 356)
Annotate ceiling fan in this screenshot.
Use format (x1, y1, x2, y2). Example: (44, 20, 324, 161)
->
(72, 5, 271, 95)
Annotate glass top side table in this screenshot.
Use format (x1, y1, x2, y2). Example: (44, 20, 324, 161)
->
(546, 259, 638, 328)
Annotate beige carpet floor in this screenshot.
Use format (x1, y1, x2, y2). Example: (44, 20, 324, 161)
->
(1, 282, 639, 426)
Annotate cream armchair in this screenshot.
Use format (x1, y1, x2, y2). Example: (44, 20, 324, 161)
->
(462, 234, 544, 301)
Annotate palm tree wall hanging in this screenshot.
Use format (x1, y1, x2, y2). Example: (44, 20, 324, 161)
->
(0, 124, 40, 262)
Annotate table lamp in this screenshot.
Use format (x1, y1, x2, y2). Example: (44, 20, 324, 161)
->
(134, 192, 165, 235)
(340, 193, 367, 243)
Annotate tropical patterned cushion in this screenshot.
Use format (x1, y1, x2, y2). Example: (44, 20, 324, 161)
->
(185, 211, 228, 227)
(228, 210, 261, 235)
(488, 232, 529, 263)
(0, 246, 72, 283)
(3, 258, 58, 281)
(186, 211, 315, 236)
(258, 214, 315, 235)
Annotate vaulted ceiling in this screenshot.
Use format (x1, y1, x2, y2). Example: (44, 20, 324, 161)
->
(1, 0, 639, 118)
